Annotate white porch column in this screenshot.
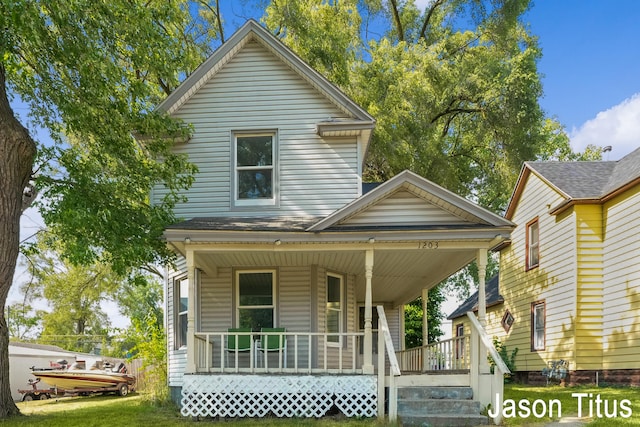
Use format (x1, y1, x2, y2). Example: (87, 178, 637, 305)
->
(421, 288, 428, 346)
(186, 248, 196, 373)
(363, 249, 374, 374)
(477, 249, 487, 327)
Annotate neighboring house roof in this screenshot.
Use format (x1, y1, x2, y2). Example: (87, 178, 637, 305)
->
(506, 146, 640, 218)
(9, 341, 73, 354)
(447, 275, 503, 320)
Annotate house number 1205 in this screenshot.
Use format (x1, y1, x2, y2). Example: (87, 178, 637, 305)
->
(419, 241, 439, 249)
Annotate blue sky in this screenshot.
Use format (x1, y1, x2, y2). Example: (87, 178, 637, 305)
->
(221, 0, 640, 160)
(11, 1, 640, 321)
(523, 0, 640, 160)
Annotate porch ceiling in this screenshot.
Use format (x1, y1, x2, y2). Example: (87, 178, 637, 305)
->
(192, 245, 479, 307)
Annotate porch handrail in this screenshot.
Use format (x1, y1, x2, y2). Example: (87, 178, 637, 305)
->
(466, 312, 510, 375)
(376, 305, 400, 375)
(194, 330, 365, 374)
(395, 335, 470, 372)
(466, 311, 509, 426)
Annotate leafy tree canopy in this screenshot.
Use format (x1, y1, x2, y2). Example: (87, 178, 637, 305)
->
(0, 0, 219, 416)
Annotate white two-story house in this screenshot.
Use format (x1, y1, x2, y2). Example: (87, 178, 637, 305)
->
(152, 20, 513, 424)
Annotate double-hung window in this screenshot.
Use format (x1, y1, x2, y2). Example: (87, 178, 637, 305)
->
(531, 301, 545, 351)
(236, 270, 275, 331)
(526, 218, 540, 270)
(234, 132, 276, 206)
(326, 273, 344, 345)
(176, 277, 188, 349)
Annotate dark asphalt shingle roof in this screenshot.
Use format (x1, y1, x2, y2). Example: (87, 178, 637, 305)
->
(167, 216, 321, 232)
(447, 275, 503, 320)
(526, 146, 640, 199)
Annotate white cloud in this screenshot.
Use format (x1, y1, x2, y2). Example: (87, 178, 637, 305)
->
(569, 93, 640, 160)
(414, 0, 436, 12)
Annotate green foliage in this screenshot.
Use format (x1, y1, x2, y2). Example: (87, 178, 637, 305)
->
(5, 303, 40, 340)
(404, 285, 445, 348)
(489, 337, 518, 382)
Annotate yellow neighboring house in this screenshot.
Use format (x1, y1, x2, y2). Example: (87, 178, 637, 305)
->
(449, 147, 640, 385)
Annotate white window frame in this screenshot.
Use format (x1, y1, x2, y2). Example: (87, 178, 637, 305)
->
(531, 301, 545, 351)
(326, 273, 344, 346)
(526, 218, 540, 270)
(232, 131, 277, 208)
(175, 276, 188, 350)
(235, 270, 277, 330)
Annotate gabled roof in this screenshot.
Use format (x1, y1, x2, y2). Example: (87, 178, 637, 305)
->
(447, 275, 503, 320)
(157, 19, 374, 126)
(308, 170, 514, 232)
(505, 146, 640, 218)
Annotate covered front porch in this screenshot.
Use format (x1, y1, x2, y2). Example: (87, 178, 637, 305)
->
(166, 172, 514, 423)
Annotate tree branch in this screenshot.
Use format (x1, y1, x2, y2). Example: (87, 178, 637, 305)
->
(389, 0, 405, 42)
(419, 0, 445, 40)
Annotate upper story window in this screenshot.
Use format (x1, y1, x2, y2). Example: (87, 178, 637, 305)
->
(236, 270, 276, 331)
(234, 132, 277, 207)
(531, 301, 545, 351)
(175, 277, 188, 349)
(526, 218, 539, 270)
(326, 273, 344, 345)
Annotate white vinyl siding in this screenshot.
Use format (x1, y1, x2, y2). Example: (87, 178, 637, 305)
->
(337, 190, 470, 227)
(152, 40, 360, 218)
(167, 257, 187, 387)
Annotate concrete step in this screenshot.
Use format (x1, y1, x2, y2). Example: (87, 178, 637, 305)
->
(397, 386, 473, 400)
(399, 413, 489, 427)
(398, 398, 481, 415)
(397, 386, 488, 427)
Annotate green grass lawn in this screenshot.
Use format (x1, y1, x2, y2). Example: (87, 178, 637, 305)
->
(1, 394, 387, 427)
(2, 386, 640, 426)
(501, 384, 640, 426)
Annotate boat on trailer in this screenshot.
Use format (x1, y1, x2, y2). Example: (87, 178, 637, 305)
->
(30, 359, 135, 396)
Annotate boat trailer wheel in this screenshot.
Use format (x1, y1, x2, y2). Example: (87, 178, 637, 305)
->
(118, 383, 129, 397)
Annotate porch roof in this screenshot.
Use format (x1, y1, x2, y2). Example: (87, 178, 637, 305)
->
(164, 171, 514, 306)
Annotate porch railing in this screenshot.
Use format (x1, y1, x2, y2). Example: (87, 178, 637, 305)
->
(395, 335, 470, 373)
(194, 330, 365, 374)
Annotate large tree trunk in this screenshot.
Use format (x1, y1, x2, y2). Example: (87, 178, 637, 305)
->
(0, 65, 37, 418)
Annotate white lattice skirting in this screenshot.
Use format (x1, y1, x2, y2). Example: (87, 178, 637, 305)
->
(180, 374, 377, 418)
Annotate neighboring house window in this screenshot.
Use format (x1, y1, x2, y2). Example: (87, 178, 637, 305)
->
(234, 132, 276, 206)
(455, 324, 465, 359)
(176, 277, 188, 349)
(326, 273, 344, 345)
(526, 218, 540, 270)
(502, 310, 515, 332)
(236, 270, 276, 330)
(531, 301, 545, 351)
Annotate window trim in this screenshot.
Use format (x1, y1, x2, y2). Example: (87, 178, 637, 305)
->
(175, 276, 188, 350)
(501, 310, 515, 333)
(455, 323, 465, 359)
(526, 217, 540, 271)
(235, 269, 277, 330)
(325, 272, 344, 347)
(232, 131, 278, 208)
(531, 300, 546, 351)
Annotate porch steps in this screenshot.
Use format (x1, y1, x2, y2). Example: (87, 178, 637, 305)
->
(397, 386, 488, 427)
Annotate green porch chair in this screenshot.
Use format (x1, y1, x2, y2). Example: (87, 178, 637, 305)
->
(257, 327, 287, 368)
(225, 328, 252, 367)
